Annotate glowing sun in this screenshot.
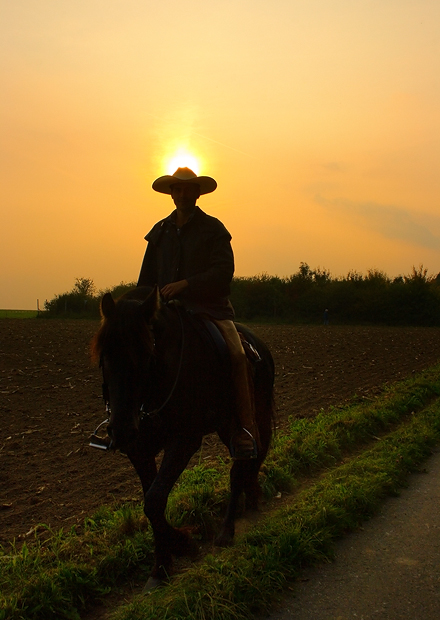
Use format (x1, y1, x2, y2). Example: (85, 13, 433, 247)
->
(166, 150, 200, 176)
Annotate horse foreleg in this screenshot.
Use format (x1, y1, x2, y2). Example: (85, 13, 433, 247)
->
(143, 438, 201, 587)
(127, 449, 157, 498)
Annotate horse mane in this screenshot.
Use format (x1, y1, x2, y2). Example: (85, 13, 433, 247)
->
(91, 288, 157, 365)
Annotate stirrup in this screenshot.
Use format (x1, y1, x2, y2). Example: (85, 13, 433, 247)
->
(230, 428, 258, 460)
(89, 418, 113, 451)
(239, 334, 262, 363)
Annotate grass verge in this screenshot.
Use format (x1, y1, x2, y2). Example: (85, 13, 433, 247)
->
(1, 365, 440, 619)
(0, 310, 39, 319)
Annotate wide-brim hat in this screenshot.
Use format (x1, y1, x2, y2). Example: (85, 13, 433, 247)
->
(152, 167, 217, 195)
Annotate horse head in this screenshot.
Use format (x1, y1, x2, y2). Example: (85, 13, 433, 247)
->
(92, 286, 160, 452)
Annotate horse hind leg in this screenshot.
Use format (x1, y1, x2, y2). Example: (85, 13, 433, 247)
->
(215, 459, 260, 547)
(244, 463, 263, 512)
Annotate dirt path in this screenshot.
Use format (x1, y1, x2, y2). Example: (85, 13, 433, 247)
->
(263, 446, 440, 620)
(1, 321, 440, 546)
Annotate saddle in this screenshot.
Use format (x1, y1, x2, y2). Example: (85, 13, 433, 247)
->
(182, 310, 262, 366)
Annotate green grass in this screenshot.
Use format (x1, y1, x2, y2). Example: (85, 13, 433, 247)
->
(0, 310, 39, 318)
(262, 365, 440, 494)
(1, 365, 440, 620)
(0, 506, 154, 620)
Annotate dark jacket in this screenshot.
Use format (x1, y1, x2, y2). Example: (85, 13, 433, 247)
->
(137, 207, 235, 319)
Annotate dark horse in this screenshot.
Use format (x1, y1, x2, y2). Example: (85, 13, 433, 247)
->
(91, 286, 275, 589)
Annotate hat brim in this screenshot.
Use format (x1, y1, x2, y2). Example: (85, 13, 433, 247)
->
(152, 175, 217, 195)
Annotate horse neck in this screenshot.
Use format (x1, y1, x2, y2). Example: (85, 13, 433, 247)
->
(153, 304, 184, 368)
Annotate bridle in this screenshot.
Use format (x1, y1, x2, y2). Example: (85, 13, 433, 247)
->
(89, 303, 185, 451)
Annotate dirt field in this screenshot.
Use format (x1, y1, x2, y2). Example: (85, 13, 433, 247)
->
(1, 319, 440, 547)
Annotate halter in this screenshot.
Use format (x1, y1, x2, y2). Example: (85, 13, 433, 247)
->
(89, 303, 185, 451)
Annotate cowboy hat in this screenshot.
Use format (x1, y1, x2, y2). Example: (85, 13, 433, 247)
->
(152, 167, 217, 195)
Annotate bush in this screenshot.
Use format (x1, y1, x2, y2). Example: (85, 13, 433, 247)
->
(230, 264, 440, 326)
(43, 266, 440, 326)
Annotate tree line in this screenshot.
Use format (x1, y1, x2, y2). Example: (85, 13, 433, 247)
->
(43, 278, 136, 319)
(43, 264, 440, 326)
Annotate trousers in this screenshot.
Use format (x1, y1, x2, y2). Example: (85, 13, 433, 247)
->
(212, 319, 259, 446)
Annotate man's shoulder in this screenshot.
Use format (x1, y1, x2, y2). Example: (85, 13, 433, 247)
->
(144, 215, 173, 242)
(194, 208, 231, 236)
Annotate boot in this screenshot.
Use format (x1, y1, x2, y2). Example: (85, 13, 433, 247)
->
(211, 319, 260, 460)
(229, 362, 260, 460)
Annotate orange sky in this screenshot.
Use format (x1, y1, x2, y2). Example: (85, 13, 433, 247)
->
(1, 0, 440, 309)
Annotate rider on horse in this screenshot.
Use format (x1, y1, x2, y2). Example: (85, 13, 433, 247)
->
(137, 167, 259, 459)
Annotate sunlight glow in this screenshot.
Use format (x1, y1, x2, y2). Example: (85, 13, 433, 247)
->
(166, 150, 200, 176)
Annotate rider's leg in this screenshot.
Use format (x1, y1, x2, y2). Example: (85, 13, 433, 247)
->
(213, 319, 260, 459)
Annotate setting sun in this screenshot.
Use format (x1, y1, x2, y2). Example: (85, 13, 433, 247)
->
(165, 151, 200, 176)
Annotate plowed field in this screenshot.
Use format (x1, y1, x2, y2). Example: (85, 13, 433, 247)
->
(1, 319, 440, 546)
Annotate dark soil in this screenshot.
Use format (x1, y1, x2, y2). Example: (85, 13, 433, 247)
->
(1, 319, 440, 546)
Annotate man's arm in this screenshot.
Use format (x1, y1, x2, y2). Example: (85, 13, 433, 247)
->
(160, 280, 189, 300)
(137, 241, 158, 287)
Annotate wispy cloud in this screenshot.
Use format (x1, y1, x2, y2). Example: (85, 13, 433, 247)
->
(321, 162, 345, 172)
(315, 195, 440, 250)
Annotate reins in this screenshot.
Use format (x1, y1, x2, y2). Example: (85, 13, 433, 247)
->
(139, 304, 185, 421)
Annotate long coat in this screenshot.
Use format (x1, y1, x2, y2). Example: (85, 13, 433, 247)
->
(137, 207, 235, 319)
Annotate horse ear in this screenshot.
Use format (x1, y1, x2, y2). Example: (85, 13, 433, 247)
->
(141, 285, 160, 321)
(101, 292, 116, 319)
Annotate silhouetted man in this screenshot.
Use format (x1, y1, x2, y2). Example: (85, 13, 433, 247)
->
(138, 167, 258, 459)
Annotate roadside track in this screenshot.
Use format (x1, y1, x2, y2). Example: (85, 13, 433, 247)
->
(264, 446, 440, 620)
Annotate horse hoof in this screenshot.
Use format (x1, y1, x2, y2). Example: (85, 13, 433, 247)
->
(142, 576, 167, 593)
(172, 527, 200, 558)
(214, 532, 234, 548)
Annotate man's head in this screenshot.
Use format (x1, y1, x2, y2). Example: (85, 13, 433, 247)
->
(170, 182, 201, 211)
(152, 167, 217, 196)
